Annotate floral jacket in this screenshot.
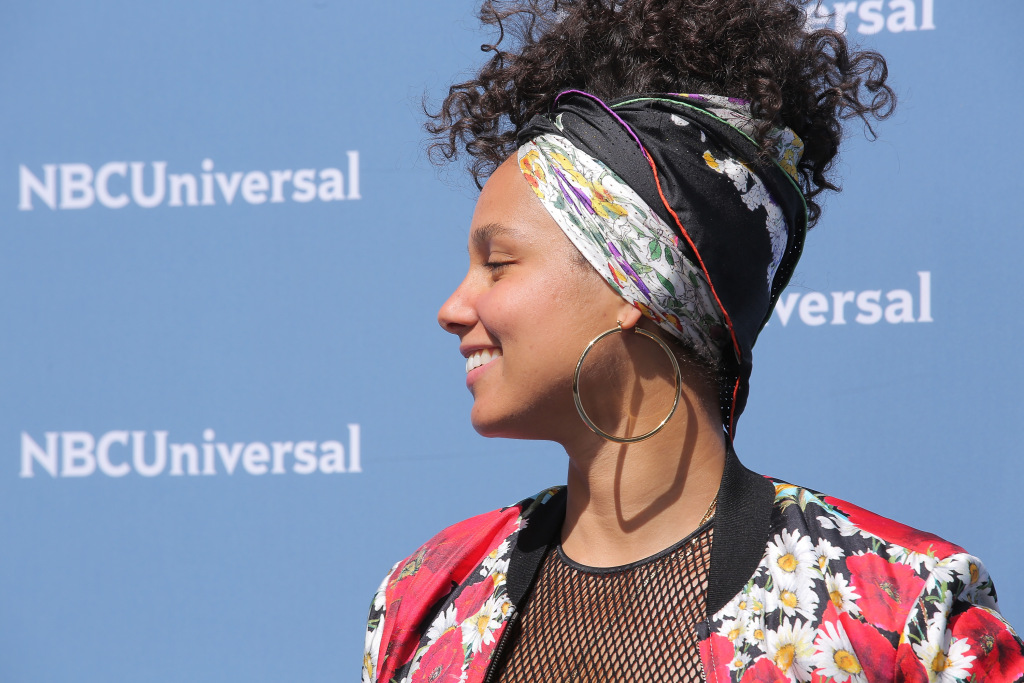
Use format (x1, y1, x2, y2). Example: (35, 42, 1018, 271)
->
(363, 451, 1024, 683)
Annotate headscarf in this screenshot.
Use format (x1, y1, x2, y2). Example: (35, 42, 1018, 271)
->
(516, 91, 808, 438)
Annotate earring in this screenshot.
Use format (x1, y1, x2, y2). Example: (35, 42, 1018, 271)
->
(572, 321, 683, 443)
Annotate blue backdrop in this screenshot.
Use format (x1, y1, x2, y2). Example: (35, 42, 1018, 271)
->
(2, 2, 1021, 681)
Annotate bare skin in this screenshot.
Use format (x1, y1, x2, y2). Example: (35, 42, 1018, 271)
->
(438, 156, 726, 568)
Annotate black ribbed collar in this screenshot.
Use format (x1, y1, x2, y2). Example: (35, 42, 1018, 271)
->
(505, 446, 775, 615)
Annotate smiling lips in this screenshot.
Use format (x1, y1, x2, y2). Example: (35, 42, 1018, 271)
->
(465, 348, 503, 374)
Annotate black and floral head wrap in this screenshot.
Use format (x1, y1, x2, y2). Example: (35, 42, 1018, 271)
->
(517, 91, 808, 437)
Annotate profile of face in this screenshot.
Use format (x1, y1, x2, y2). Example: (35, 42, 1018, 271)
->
(438, 156, 670, 444)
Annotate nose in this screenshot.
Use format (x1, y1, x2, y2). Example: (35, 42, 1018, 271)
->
(437, 271, 478, 336)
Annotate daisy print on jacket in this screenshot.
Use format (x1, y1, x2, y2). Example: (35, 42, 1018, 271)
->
(700, 483, 1023, 683)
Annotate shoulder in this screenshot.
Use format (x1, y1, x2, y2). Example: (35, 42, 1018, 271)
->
(363, 487, 563, 683)
(374, 485, 564, 624)
(766, 479, 1016, 641)
(763, 478, 997, 616)
(767, 478, 965, 560)
(703, 478, 1024, 683)
(387, 485, 564, 588)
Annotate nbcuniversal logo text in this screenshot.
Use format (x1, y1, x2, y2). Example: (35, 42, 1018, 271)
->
(804, 0, 936, 34)
(774, 271, 933, 327)
(19, 426, 362, 479)
(17, 153, 360, 211)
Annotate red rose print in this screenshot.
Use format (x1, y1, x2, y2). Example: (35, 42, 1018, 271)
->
(413, 627, 467, 683)
(454, 575, 496, 618)
(839, 611, 897, 683)
(700, 634, 735, 683)
(741, 658, 789, 683)
(380, 508, 518, 683)
(824, 497, 963, 558)
(847, 554, 925, 633)
(894, 642, 928, 683)
(423, 512, 518, 579)
(379, 564, 443, 682)
(391, 548, 429, 591)
(951, 606, 1024, 681)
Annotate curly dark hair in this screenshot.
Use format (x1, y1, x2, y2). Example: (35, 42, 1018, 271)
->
(426, 0, 895, 226)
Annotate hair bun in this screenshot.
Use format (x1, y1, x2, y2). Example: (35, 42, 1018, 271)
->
(426, 0, 895, 227)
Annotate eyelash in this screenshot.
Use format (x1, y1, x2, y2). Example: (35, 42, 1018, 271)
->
(485, 261, 512, 272)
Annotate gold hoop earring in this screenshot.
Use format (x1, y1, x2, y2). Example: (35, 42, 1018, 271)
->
(572, 321, 683, 443)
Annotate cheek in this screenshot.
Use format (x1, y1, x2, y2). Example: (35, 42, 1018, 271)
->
(475, 266, 563, 334)
(474, 285, 525, 341)
(475, 277, 574, 366)
(476, 256, 618, 360)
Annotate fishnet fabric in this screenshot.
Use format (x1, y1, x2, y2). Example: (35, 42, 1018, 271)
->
(496, 522, 714, 683)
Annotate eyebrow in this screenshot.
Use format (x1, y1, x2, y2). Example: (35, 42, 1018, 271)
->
(470, 222, 529, 249)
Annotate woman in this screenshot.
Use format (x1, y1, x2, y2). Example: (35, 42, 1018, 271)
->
(363, 1, 1024, 682)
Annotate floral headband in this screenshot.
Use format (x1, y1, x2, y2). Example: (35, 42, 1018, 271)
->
(517, 91, 808, 437)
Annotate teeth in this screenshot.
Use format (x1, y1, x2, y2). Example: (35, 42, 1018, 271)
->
(465, 348, 502, 373)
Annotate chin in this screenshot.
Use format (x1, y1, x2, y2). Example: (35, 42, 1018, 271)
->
(470, 403, 560, 441)
(469, 411, 519, 439)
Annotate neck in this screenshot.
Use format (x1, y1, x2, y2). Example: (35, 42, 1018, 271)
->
(558, 389, 727, 567)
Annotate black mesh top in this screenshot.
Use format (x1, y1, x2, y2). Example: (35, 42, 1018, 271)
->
(495, 520, 714, 683)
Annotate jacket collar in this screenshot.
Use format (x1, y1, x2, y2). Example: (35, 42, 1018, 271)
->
(505, 445, 775, 613)
(706, 445, 775, 614)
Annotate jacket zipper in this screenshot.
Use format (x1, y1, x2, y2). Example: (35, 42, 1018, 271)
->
(480, 610, 520, 683)
(696, 617, 712, 683)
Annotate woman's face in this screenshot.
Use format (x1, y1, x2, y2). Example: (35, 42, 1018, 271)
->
(438, 156, 637, 442)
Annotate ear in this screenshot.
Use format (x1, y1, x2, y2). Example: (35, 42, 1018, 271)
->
(616, 303, 644, 330)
